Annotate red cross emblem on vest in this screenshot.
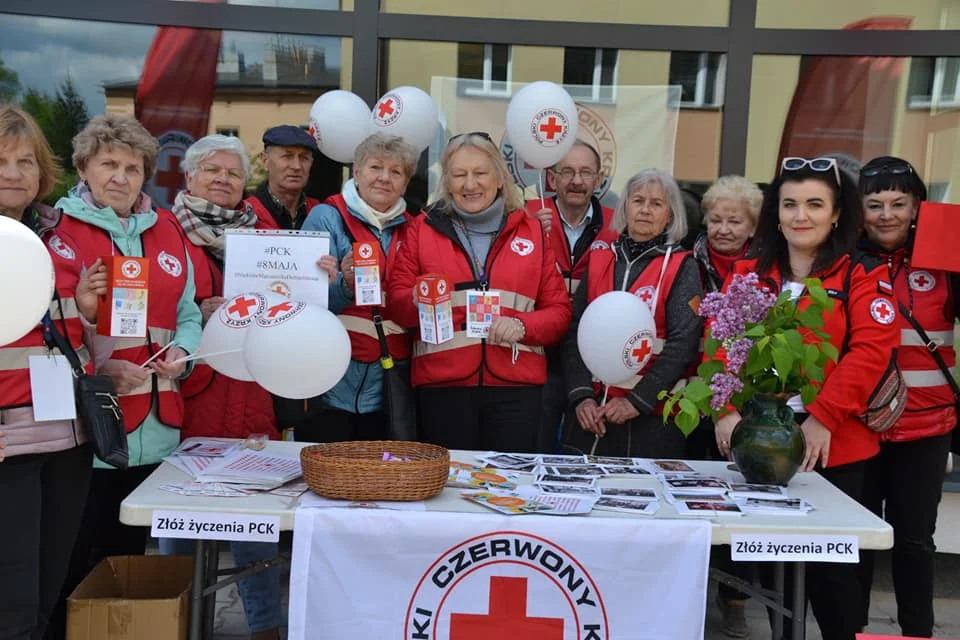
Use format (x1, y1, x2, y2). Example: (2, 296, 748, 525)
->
(449, 576, 563, 640)
(870, 298, 895, 325)
(909, 270, 935, 292)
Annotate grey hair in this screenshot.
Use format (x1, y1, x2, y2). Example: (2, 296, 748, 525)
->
(430, 133, 524, 213)
(701, 175, 763, 228)
(354, 133, 420, 178)
(612, 168, 688, 244)
(183, 134, 250, 178)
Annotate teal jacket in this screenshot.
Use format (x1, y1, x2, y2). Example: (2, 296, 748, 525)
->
(301, 182, 410, 414)
(57, 190, 202, 468)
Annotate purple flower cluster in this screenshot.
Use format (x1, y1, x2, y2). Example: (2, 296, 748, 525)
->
(709, 373, 744, 411)
(725, 338, 753, 374)
(699, 272, 777, 340)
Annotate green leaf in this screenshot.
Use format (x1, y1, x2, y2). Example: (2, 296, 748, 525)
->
(800, 383, 818, 406)
(705, 337, 721, 358)
(797, 305, 825, 329)
(756, 336, 771, 351)
(697, 360, 725, 381)
(662, 396, 678, 423)
(675, 409, 699, 436)
(807, 283, 830, 309)
(657, 389, 669, 400)
(771, 345, 795, 385)
(805, 363, 825, 383)
(783, 329, 804, 352)
(744, 347, 773, 376)
(681, 379, 713, 404)
(820, 341, 839, 363)
(744, 324, 766, 338)
(679, 398, 699, 416)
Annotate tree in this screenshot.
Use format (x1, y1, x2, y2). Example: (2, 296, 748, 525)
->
(0, 54, 21, 102)
(20, 88, 55, 131)
(49, 76, 90, 174)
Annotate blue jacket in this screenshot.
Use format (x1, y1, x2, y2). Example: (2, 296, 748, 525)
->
(301, 181, 410, 414)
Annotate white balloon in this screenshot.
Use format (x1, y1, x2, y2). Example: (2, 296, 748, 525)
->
(309, 90, 372, 164)
(198, 292, 275, 381)
(577, 291, 657, 387)
(505, 81, 579, 169)
(369, 86, 438, 152)
(243, 300, 351, 399)
(0, 216, 55, 346)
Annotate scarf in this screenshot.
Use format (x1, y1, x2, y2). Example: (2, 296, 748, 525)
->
(172, 190, 258, 259)
(77, 180, 153, 215)
(343, 179, 407, 231)
(708, 242, 748, 283)
(619, 231, 668, 261)
(450, 196, 505, 277)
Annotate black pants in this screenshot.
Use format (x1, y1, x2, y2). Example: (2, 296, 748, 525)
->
(418, 386, 542, 453)
(537, 369, 566, 454)
(46, 464, 158, 640)
(858, 433, 951, 638)
(295, 408, 388, 443)
(765, 459, 867, 640)
(0, 445, 92, 640)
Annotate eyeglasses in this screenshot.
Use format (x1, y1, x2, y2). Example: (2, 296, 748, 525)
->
(447, 131, 494, 145)
(199, 164, 245, 182)
(860, 162, 914, 178)
(780, 156, 841, 186)
(553, 168, 598, 181)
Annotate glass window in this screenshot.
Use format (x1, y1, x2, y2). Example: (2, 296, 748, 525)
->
(457, 43, 511, 97)
(908, 57, 960, 108)
(381, 0, 729, 26)
(756, 1, 960, 29)
(563, 47, 618, 103)
(669, 52, 725, 108)
(746, 54, 960, 205)
(0, 13, 345, 206)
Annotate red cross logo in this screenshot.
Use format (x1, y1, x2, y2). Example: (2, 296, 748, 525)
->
(639, 289, 653, 302)
(876, 303, 890, 319)
(377, 98, 395, 119)
(154, 155, 183, 206)
(121, 260, 141, 278)
(632, 339, 652, 364)
(449, 576, 563, 640)
(359, 243, 373, 260)
(228, 296, 258, 319)
(870, 297, 896, 325)
(539, 117, 563, 140)
(915, 275, 929, 288)
(267, 301, 294, 318)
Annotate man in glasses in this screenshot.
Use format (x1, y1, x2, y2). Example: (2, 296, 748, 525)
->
(246, 124, 321, 231)
(525, 140, 617, 452)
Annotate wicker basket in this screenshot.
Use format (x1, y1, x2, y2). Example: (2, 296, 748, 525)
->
(300, 440, 450, 501)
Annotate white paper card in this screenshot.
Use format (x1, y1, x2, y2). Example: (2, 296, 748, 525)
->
(151, 509, 280, 542)
(29, 355, 76, 422)
(731, 533, 859, 563)
(465, 289, 501, 338)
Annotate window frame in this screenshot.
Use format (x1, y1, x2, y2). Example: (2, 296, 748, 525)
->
(673, 51, 727, 109)
(908, 56, 960, 109)
(461, 43, 513, 98)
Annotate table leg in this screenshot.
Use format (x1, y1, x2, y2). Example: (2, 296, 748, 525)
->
(773, 562, 784, 640)
(204, 541, 219, 638)
(190, 539, 207, 640)
(792, 561, 806, 640)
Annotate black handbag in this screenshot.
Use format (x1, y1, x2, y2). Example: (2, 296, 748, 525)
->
(374, 311, 417, 441)
(46, 316, 129, 469)
(898, 302, 960, 455)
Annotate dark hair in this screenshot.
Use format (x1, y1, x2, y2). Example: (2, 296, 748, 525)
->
(750, 166, 861, 280)
(858, 155, 927, 202)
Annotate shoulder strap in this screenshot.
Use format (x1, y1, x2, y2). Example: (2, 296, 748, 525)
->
(898, 300, 960, 398)
(45, 309, 84, 375)
(840, 252, 860, 355)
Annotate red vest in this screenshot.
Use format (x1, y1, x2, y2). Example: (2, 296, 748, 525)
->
(0, 229, 93, 409)
(325, 194, 413, 363)
(885, 257, 957, 442)
(54, 210, 189, 432)
(246, 193, 320, 229)
(409, 211, 563, 387)
(524, 198, 617, 297)
(179, 211, 279, 441)
(585, 245, 689, 404)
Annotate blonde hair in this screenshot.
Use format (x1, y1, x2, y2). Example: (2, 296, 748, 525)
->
(355, 133, 420, 178)
(701, 175, 763, 228)
(72, 114, 160, 180)
(431, 133, 524, 212)
(612, 168, 688, 244)
(0, 103, 62, 201)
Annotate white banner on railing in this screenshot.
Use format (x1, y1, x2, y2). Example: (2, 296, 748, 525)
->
(288, 507, 710, 640)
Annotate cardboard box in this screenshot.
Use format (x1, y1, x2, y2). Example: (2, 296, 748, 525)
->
(416, 274, 454, 345)
(67, 555, 193, 640)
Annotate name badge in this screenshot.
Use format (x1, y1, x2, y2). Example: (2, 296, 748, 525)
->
(465, 289, 501, 339)
(29, 355, 77, 422)
(97, 256, 149, 337)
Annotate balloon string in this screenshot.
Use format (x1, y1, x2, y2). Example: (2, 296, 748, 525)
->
(538, 169, 546, 210)
(590, 385, 610, 456)
(169, 349, 241, 366)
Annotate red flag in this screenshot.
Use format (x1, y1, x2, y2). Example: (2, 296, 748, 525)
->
(911, 201, 960, 272)
(777, 17, 912, 169)
(136, 17, 222, 210)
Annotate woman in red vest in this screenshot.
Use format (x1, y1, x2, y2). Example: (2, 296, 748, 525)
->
(300, 133, 419, 442)
(0, 105, 106, 640)
(387, 132, 570, 452)
(563, 168, 704, 458)
(855, 156, 956, 639)
(718, 158, 898, 640)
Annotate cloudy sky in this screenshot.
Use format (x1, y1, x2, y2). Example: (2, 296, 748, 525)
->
(0, 10, 341, 113)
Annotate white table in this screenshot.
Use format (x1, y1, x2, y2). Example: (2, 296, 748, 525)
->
(120, 441, 893, 639)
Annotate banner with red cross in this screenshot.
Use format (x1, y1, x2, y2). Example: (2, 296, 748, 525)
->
(288, 505, 711, 640)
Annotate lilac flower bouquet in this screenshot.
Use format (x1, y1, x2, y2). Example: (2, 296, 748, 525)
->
(660, 272, 838, 434)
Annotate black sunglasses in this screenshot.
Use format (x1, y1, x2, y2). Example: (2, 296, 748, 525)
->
(860, 162, 914, 178)
(448, 131, 494, 144)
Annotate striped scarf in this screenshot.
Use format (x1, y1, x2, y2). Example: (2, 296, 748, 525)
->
(172, 191, 258, 260)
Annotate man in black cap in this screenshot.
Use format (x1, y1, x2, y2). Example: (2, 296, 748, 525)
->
(245, 124, 321, 230)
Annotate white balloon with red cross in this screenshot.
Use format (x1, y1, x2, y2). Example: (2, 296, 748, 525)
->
(577, 290, 657, 387)
(0, 215, 55, 346)
(198, 292, 279, 381)
(243, 299, 351, 399)
(369, 86, 439, 152)
(309, 90, 372, 164)
(505, 81, 579, 170)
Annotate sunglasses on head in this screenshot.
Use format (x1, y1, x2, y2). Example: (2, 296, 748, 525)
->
(448, 131, 494, 144)
(860, 162, 914, 178)
(780, 156, 841, 186)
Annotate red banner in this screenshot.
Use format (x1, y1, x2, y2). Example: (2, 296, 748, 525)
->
(910, 201, 960, 272)
(777, 17, 912, 170)
(136, 18, 222, 209)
